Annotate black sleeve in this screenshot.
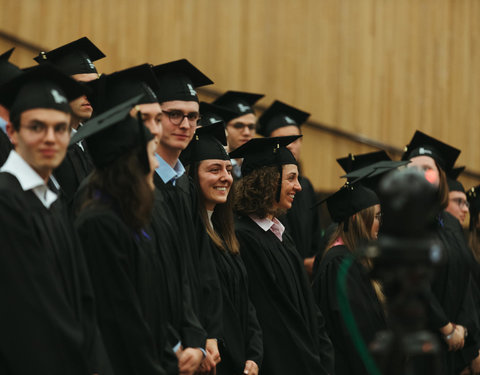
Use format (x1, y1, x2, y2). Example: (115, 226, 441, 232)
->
(75, 212, 167, 375)
(0, 194, 90, 375)
(244, 281, 263, 368)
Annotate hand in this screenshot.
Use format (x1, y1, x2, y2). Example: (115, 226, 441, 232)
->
(471, 352, 480, 375)
(179, 348, 203, 375)
(303, 256, 315, 277)
(196, 350, 216, 374)
(243, 360, 259, 375)
(206, 339, 221, 365)
(444, 325, 465, 351)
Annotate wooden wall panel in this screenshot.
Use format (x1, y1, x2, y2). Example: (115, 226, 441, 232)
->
(1, 0, 479, 191)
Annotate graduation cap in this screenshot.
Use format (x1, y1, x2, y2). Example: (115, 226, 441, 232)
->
(34, 37, 105, 76)
(152, 59, 213, 103)
(71, 95, 153, 172)
(180, 121, 229, 166)
(319, 182, 379, 227)
(87, 63, 159, 114)
(257, 100, 310, 137)
(199, 102, 238, 127)
(341, 159, 410, 193)
(401, 130, 460, 172)
(0, 48, 23, 86)
(212, 90, 264, 117)
(337, 150, 392, 174)
(447, 166, 465, 193)
(229, 135, 301, 177)
(0, 64, 88, 120)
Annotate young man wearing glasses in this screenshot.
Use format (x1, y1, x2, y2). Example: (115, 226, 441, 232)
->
(152, 59, 223, 375)
(212, 91, 264, 179)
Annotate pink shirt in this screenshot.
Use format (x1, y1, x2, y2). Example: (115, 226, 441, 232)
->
(250, 215, 286, 242)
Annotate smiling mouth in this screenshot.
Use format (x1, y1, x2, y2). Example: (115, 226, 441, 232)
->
(288, 194, 295, 199)
(214, 187, 228, 191)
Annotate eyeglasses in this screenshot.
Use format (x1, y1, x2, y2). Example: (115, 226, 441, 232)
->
(451, 198, 470, 209)
(22, 122, 69, 137)
(162, 110, 200, 126)
(230, 122, 255, 131)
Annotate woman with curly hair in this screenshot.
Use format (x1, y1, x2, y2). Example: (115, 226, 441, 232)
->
(73, 102, 173, 375)
(181, 122, 263, 375)
(311, 182, 386, 375)
(230, 136, 334, 375)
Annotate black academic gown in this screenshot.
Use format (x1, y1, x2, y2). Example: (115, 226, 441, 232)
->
(153, 173, 223, 341)
(429, 211, 480, 374)
(280, 175, 322, 259)
(210, 241, 263, 375)
(312, 245, 387, 375)
(235, 215, 334, 375)
(149, 186, 208, 350)
(0, 130, 11, 167)
(54, 141, 93, 207)
(75, 203, 173, 375)
(0, 172, 109, 375)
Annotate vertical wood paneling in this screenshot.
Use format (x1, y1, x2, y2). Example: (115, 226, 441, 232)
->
(0, 0, 479, 190)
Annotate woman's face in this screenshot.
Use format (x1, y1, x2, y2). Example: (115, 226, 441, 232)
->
(371, 204, 382, 239)
(198, 159, 233, 211)
(146, 139, 159, 191)
(407, 155, 440, 187)
(274, 164, 302, 211)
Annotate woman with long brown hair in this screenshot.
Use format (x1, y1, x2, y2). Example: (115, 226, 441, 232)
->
(311, 182, 386, 375)
(181, 122, 263, 375)
(73, 101, 174, 375)
(231, 136, 334, 375)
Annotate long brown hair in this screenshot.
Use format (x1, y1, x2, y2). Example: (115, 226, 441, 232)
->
(325, 205, 385, 304)
(189, 162, 240, 254)
(233, 166, 285, 219)
(437, 164, 450, 210)
(82, 145, 154, 232)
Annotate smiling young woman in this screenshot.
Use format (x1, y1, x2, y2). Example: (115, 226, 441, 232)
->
(181, 122, 263, 375)
(231, 136, 334, 375)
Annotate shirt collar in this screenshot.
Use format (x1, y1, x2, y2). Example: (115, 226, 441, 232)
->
(0, 150, 58, 208)
(249, 215, 285, 241)
(155, 153, 185, 185)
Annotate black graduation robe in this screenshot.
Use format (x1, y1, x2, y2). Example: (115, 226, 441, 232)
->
(312, 245, 387, 375)
(0, 130, 11, 167)
(149, 187, 208, 350)
(54, 142, 93, 206)
(210, 242, 263, 375)
(153, 173, 223, 341)
(280, 175, 322, 259)
(234, 215, 334, 375)
(0, 172, 108, 375)
(429, 211, 480, 374)
(75, 203, 174, 375)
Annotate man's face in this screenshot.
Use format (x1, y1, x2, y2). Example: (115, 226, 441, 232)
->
(270, 125, 302, 160)
(8, 108, 71, 181)
(446, 191, 469, 225)
(159, 100, 198, 152)
(225, 113, 256, 152)
(130, 103, 163, 141)
(69, 73, 99, 122)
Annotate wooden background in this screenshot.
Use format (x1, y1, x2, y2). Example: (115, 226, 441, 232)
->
(1, 0, 479, 192)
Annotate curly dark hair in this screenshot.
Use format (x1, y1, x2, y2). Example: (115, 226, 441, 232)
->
(234, 165, 285, 218)
(81, 145, 154, 232)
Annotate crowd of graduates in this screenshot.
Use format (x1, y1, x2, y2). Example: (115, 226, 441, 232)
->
(0, 36, 479, 375)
